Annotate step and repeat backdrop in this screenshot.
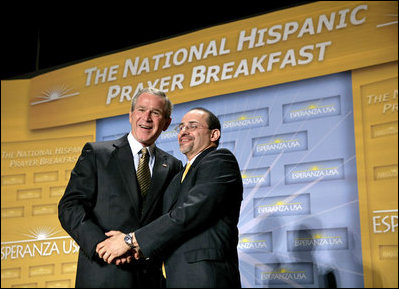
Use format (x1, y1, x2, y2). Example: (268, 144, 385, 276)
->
(2, 1, 397, 288)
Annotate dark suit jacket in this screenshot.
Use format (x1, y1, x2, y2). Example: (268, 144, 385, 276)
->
(135, 147, 243, 288)
(58, 134, 182, 288)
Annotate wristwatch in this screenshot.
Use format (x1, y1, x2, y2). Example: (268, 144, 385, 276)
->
(124, 233, 135, 248)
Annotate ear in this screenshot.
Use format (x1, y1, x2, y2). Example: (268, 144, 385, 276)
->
(210, 129, 221, 142)
(163, 118, 172, 131)
(129, 111, 134, 125)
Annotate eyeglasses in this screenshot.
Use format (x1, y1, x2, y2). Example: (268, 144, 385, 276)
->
(174, 122, 209, 133)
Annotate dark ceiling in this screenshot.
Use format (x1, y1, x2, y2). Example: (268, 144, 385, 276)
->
(1, 1, 314, 80)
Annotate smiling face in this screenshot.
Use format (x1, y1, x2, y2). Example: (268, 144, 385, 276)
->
(129, 92, 171, 146)
(178, 109, 220, 161)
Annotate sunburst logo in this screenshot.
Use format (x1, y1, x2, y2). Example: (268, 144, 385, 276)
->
(241, 168, 268, 181)
(275, 201, 286, 206)
(22, 226, 61, 241)
(265, 268, 300, 274)
(241, 172, 263, 179)
(291, 103, 333, 113)
(307, 104, 318, 110)
(224, 114, 262, 124)
(376, 5, 398, 28)
(313, 233, 323, 239)
(228, 115, 260, 122)
(31, 85, 80, 106)
(262, 137, 298, 145)
(294, 165, 336, 174)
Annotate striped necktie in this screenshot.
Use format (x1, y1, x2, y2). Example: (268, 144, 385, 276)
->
(137, 147, 151, 197)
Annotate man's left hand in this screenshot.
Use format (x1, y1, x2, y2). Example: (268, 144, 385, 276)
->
(96, 230, 130, 264)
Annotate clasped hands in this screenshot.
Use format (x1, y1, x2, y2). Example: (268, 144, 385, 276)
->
(96, 231, 143, 265)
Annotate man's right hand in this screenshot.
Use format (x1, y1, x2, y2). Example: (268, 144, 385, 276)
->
(96, 230, 144, 265)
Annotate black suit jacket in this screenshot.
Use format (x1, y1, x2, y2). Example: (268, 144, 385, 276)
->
(58, 134, 182, 288)
(135, 147, 243, 288)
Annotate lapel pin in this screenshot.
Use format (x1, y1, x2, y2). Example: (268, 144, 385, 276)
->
(162, 163, 168, 167)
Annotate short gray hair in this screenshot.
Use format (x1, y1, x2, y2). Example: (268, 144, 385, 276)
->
(130, 87, 173, 119)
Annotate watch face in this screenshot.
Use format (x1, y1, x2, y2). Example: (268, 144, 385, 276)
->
(124, 235, 132, 244)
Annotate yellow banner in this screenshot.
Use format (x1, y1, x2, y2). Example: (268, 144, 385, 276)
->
(28, 1, 398, 129)
(1, 81, 95, 288)
(352, 61, 398, 288)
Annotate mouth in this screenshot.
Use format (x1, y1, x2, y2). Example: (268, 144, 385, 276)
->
(179, 137, 192, 144)
(139, 124, 153, 131)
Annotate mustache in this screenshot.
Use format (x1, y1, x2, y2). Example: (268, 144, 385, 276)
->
(179, 135, 193, 142)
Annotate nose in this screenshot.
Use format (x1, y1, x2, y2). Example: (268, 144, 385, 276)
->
(143, 110, 152, 121)
(179, 126, 192, 136)
(178, 130, 191, 141)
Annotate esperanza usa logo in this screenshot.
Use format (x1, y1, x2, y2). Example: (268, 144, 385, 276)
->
(238, 232, 272, 253)
(253, 131, 308, 156)
(254, 194, 310, 218)
(285, 159, 344, 185)
(283, 95, 341, 123)
(218, 108, 269, 132)
(1, 226, 79, 260)
(255, 262, 314, 285)
(241, 167, 271, 188)
(287, 227, 348, 251)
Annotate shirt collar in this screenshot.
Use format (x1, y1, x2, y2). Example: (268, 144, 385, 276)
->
(186, 148, 207, 166)
(185, 145, 216, 166)
(187, 153, 199, 166)
(127, 132, 155, 157)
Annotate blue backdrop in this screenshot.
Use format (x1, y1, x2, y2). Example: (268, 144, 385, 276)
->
(96, 72, 364, 287)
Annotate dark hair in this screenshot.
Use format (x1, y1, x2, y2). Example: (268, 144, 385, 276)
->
(189, 107, 221, 146)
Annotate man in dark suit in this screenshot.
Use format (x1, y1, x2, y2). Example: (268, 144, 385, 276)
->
(97, 107, 243, 288)
(58, 88, 182, 288)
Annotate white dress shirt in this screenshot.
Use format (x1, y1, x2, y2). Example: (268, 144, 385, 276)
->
(127, 132, 156, 176)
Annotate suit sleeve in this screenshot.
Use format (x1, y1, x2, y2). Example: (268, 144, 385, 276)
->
(58, 143, 107, 259)
(135, 150, 242, 258)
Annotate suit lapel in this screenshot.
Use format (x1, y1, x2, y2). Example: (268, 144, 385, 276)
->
(187, 147, 216, 171)
(163, 171, 184, 212)
(113, 136, 141, 221)
(165, 147, 216, 212)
